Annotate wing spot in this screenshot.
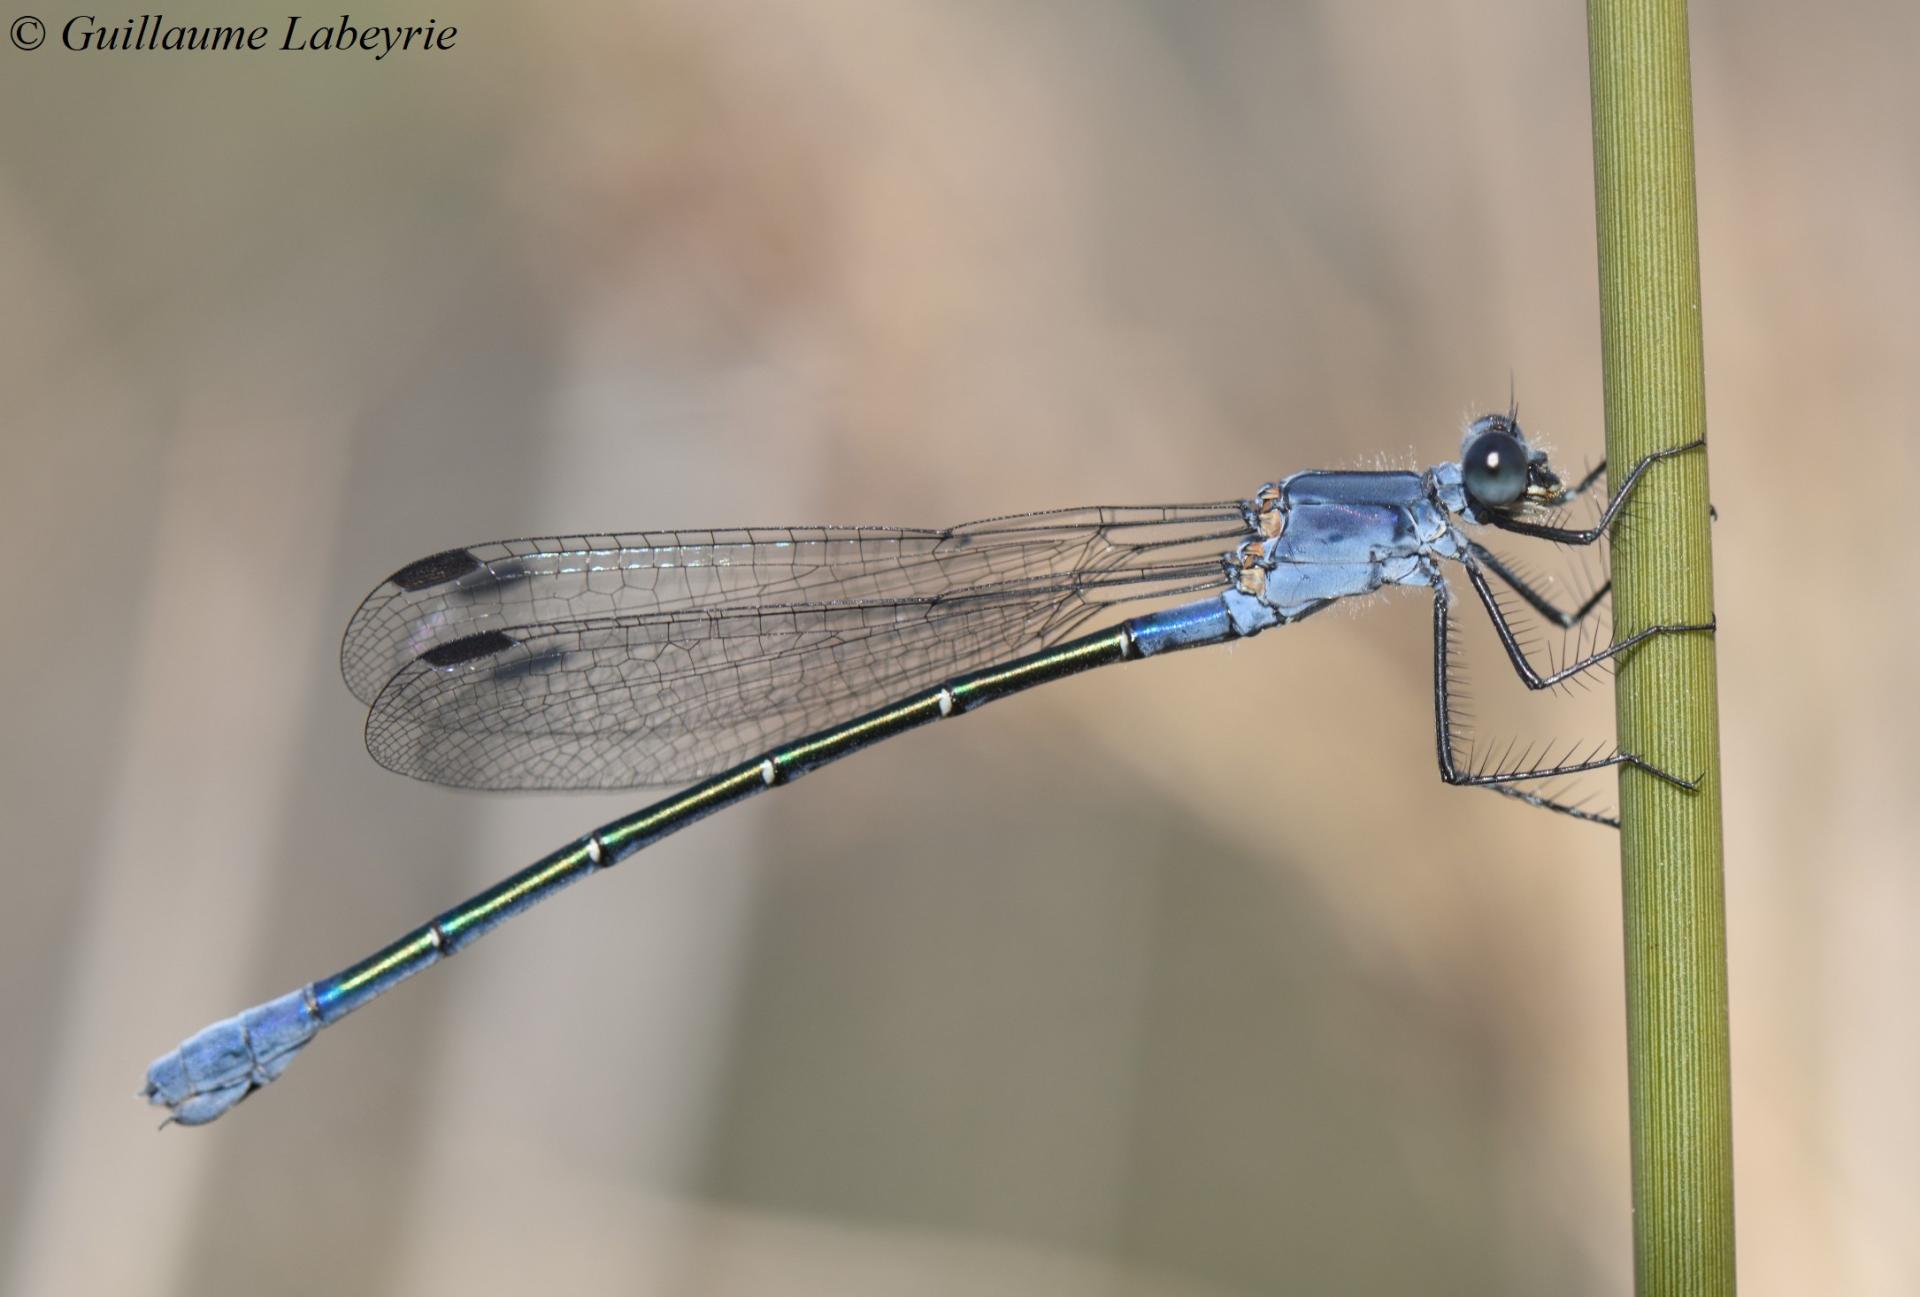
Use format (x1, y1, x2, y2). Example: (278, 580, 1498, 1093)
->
(419, 630, 517, 669)
(388, 548, 482, 592)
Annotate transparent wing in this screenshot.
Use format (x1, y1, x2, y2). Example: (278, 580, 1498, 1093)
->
(348, 505, 1248, 790)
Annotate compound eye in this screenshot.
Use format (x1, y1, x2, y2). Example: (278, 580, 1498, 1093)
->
(1463, 430, 1529, 506)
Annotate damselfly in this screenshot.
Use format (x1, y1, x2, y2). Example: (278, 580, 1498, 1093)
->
(143, 414, 1710, 1125)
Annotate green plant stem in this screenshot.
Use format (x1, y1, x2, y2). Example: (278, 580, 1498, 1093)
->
(1587, 1, 1735, 1293)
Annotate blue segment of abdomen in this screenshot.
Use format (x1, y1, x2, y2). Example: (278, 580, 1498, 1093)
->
(1126, 596, 1235, 656)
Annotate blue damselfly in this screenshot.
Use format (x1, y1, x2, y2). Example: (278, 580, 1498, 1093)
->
(143, 414, 1710, 1125)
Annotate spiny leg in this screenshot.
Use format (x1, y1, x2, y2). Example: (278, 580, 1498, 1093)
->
(1468, 541, 1610, 630)
(1460, 558, 1712, 691)
(1568, 456, 1720, 524)
(1488, 438, 1704, 545)
(1429, 574, 1699, 827)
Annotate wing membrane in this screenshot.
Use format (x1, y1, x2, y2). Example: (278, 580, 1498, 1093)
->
(349, 505, 1247, 789)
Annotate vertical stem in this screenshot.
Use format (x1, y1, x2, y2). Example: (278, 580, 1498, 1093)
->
(1587, 2, 1736, 1293)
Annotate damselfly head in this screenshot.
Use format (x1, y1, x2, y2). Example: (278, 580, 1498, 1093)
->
(1461, 413, 1562, 511)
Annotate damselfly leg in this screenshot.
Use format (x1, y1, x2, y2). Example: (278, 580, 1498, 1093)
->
(1484, 438, 1705, 545)
(1468, 542, 1611, 629)
(1434, 439, 1713, 824)
(1460, 560, 1714, 692)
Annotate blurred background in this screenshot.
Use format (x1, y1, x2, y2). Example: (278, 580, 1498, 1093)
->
(2, 1, 1913, 1293)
